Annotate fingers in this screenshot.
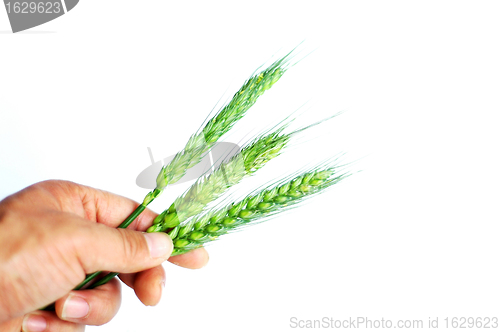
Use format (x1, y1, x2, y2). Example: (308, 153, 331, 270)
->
(130, 266, 165, 306)
(19, 248, 210, 331)
(75, 183, 158, 230)
(53, 278, 121, 326)
(119, 266, 165, 306)
(31, 180, 158, 230)
(118, 248, 209, 306)
(18, 275, 122, 331)
(168, 247, 210, 269)
(0, 317, 22, 332)
(21, 312, 84, 332)
(74, 223, 173, 274)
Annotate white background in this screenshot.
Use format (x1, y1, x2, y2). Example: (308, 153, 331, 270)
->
(1, 1, 500, 331)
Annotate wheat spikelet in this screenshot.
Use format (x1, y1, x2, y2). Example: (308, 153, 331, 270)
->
(165, 165, 349, 256)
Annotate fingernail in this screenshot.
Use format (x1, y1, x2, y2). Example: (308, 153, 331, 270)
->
(144, 233, 173, 258)
(22, 314, 47, 332)
(62, 295, 89, 319)
(160, 278, 165, 294)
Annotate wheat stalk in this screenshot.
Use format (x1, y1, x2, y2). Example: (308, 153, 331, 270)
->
(168, 164, 349, 256)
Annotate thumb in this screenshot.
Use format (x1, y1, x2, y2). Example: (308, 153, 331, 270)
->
(74, 223, 173, 274)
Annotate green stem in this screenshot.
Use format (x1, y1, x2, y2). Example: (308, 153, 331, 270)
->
(118, 203, 147, 229)
(88, 272, 119, 289)
(74, 271, 102, 290)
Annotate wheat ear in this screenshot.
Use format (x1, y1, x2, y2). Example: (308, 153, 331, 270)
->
(145, 53, 292, 205)
(168, 165, 349, 256)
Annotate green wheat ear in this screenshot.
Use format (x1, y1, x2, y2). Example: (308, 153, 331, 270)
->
(146, 123, 292, 233)
(167, 164, 350, 256)
(144, 52, 294, 205)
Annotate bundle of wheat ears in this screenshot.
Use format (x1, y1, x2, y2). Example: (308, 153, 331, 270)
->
(76, 50, 351, 290)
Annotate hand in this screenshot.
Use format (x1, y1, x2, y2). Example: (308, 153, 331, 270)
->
(0, 180, 209, 331)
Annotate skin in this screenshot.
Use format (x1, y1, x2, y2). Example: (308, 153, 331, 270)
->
(0, 180, 209, 331)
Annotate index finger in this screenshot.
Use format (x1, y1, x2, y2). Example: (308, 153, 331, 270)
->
(76, 184, 158, 231)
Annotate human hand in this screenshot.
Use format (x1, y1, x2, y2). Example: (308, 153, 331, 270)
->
(0, 180, 209, 331)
